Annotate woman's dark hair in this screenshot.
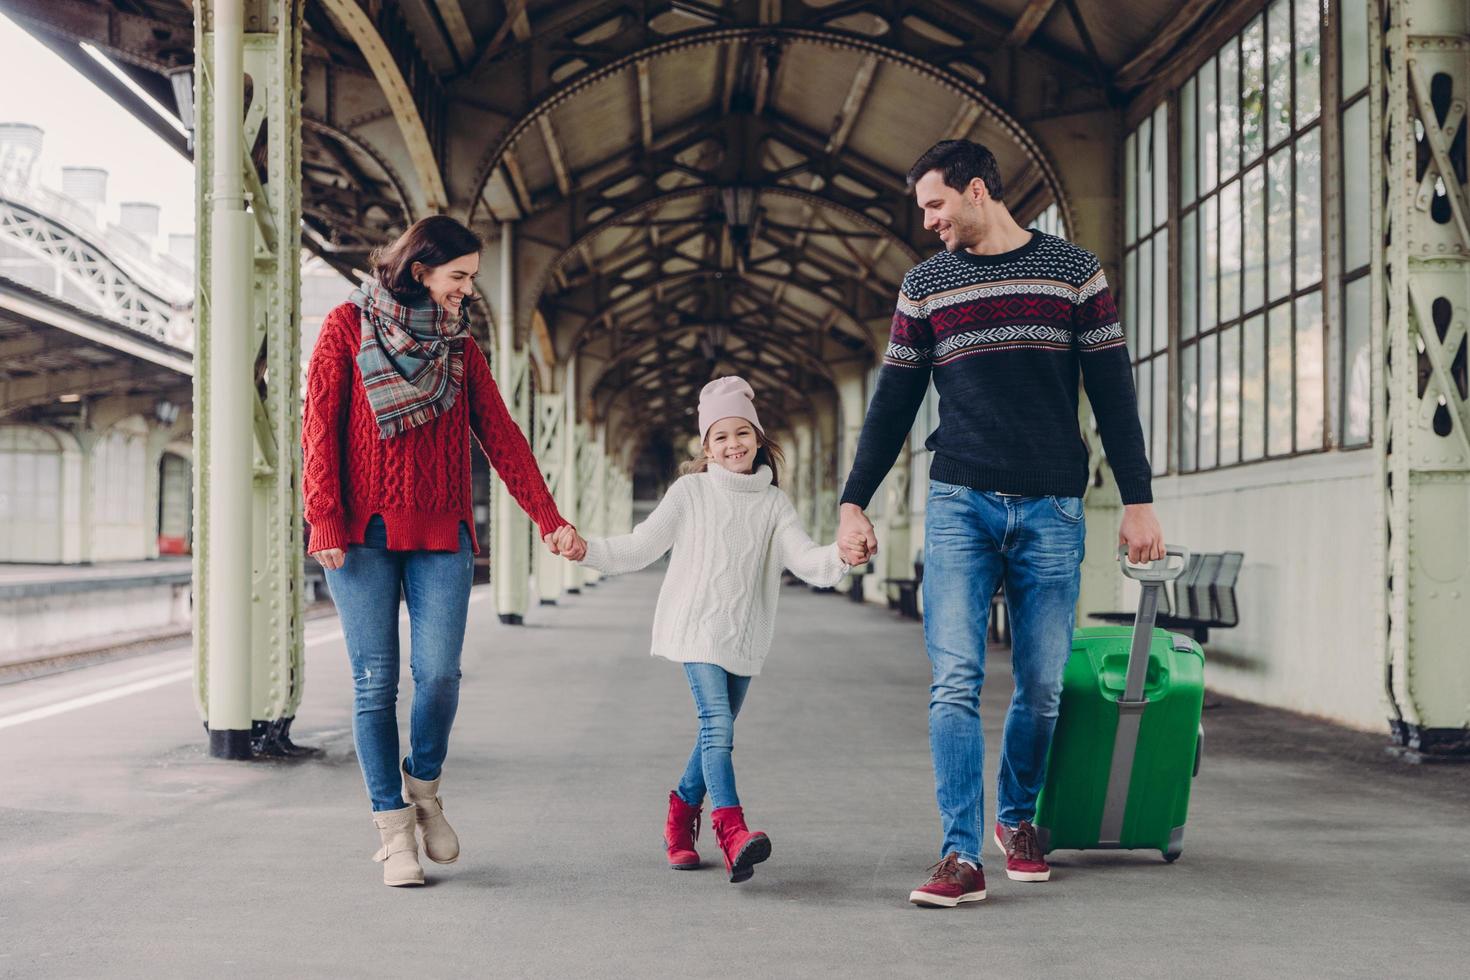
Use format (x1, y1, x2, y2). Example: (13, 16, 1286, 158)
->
(906, 139, 1005, 201)
(679, 429, 787, 487)
(369, 215, 484, 300)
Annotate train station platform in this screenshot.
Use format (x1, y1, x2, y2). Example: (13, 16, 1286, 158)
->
(2, 570, 1465, 978)
(0, 557, 193, 671)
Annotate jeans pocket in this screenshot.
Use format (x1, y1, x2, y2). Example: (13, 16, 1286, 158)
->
(929, 479, 965, 500)
(1049, 495, 1084, 522)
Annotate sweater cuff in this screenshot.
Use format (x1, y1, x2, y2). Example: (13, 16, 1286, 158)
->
(838, 480, 877, 510)
(1114, 472, 1154, 506)
(579, 538, 607, 572)
(306, 513, 348, 552)
(527, 500, 570, 540)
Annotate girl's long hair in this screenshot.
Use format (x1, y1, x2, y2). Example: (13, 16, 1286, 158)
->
(679, 429, 786, 487)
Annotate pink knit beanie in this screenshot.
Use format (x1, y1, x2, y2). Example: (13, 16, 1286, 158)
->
(698, 376, 763, 443)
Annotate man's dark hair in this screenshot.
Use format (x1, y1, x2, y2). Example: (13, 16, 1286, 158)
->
(906, 139, 1004, 201)
(370, 215, 484, 300)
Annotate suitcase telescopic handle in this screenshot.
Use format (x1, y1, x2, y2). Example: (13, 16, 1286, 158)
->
(1116, 545, 1191, 582)
(1116, 545, 1190, 704)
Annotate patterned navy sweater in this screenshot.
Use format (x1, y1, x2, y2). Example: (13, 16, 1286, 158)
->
(840, 232, 1153, 508)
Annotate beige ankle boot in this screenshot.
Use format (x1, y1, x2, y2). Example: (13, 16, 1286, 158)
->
(402, 763, 460, 865)
(372, 805, 425, 887)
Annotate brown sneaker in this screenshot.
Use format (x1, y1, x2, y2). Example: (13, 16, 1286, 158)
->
(994, 820, 1052, 882)
(908, 853, 987, 908)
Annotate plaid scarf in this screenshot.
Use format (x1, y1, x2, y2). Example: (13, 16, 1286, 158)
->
(351, 278, 470, 439)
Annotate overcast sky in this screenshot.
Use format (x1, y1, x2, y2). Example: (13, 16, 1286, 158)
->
(0, 12, 195, 240)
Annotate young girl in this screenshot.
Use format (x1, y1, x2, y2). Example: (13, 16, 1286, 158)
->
(577, 376, 849, 883)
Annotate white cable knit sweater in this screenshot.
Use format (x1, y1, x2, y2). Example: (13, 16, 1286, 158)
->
(579, 464, 848, 676)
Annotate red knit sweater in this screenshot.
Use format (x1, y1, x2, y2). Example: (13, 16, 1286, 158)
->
(302, 302, 567, 554)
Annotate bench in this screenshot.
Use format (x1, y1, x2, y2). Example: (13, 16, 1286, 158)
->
(1088, 550, 1243, 643)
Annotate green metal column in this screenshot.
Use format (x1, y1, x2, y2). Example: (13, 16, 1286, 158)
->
(561, 359, 583, 594)
(494, 222, 532, 624)
(578, 423, 607, 587)
(793, 420, 814, 531)
(834, 362, 868, 596)
(1077, 398, 1125, 620)
(813, 399, 839, 547)
(534, 376, 566, 605)
(1378, 0, 1470, 759)
(193, 0, 306, 759)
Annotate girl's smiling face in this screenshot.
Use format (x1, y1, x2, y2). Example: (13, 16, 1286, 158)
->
(705, 417, 760, 474)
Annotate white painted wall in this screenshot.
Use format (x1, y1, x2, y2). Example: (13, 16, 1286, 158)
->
(88, 417, 150, 561)
(1140, 449, 1381, 731)
(848, 414, 1384, 733)
(0, 425, 66, 562)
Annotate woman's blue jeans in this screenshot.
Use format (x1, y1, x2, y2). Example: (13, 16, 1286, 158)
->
(675, 662, 752, 811)
(922, 482, 1086, 865)
(324, 515, 473, 812)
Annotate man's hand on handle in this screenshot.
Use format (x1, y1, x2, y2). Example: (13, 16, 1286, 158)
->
(838, 503, 878, 566)
(1119, 503, 1166, 565)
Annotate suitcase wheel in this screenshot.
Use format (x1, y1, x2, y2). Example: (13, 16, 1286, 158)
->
(1163, 826, 1184, 863)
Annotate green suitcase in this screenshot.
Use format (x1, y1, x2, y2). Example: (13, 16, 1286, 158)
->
(1034, 546, 1205, 862)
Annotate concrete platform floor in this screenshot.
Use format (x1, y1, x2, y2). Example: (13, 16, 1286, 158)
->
(2, 569, 1466, 979)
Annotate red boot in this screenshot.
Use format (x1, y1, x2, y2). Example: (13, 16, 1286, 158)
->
(710, 806, 771, 883)
(664, 791, 702, 870)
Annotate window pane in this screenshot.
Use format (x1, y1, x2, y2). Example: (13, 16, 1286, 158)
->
(1295, 290, 1324, 450)
(1243, 314, 1266, 460)
(1267, 0, 1292, 145)
(1241, 15, 1266, 162)
(1220, 324, 1242, 465)
(1342, 276, 1372, 446)
(1154, 230, 1169, 354)
(1200, 58, 1219, 190)
(1268, 302, 1294, 455)
(1137, 361, 1152, 467)
(1221, 179, 1242, 323)
(1220, 39, 1240, 180)
(1154, 102, 1169, 226)
(1181, 342, 1198, 470)
(1342, 99, 1370, 272)
(1182, 77, 1198, 204)
(1182, 209, 1199, 341)
(1243, 164, 1266, 313)
(1125, 247, 1138, 356)
(1203, 194, 1219, 330)
(1139, 115, 1154, 234)
(1153, 357, 1168, 475)
(1268, 147, 1294, 300)
(1139, 235, 1154, 355)
(1125, 130, 1137, 246)
(1200, 332, 1219, 469)
(1341, 0, 1369, 96)
(1296, 127, 1323, 287)
(1295, 0, 1322, 126)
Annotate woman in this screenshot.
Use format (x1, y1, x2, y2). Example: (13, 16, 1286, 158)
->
(302, 215, 585, 887)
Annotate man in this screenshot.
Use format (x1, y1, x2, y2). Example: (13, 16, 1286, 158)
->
(836, 140, 1165, 908)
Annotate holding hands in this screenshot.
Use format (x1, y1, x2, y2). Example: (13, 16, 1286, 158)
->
(544, 524, 588, 562)
(837, 503, 878, 566)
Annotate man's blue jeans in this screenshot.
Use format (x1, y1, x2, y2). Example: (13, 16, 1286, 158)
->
(675, 662, 753, 811)
(324, 515, 474, 812)
(922, 481, 1085, 865)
